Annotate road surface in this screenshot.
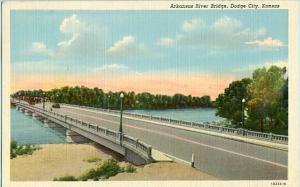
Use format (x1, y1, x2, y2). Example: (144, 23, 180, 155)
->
(39, 103, 288, 180)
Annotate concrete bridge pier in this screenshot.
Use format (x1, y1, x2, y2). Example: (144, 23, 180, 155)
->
(32, 113, 45, 121)
(66, 130, 89, 143)
(43, 119, 60, 128)
(24, 109, 33, 116)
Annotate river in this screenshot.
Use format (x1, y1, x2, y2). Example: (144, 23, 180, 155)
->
(11, 108, 67, 144)
(127, 108, 222, 123)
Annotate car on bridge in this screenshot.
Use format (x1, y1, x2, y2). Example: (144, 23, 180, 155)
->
(52, 103, 60, 108)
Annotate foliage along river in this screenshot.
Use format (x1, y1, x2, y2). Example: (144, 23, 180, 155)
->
(11, 107, 221, 144)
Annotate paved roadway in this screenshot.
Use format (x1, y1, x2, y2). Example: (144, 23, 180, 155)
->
(39, 103, 288, 180)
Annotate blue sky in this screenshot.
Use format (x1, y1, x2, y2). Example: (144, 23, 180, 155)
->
(10, 10, 288, 97)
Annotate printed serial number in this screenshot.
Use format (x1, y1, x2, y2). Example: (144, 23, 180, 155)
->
(271, 182, 287, 186)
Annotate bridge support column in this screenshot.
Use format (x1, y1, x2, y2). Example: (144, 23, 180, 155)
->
(124, 148, 151, 165)
(66, 130, 89, 143)
(24, 109, 33, 116)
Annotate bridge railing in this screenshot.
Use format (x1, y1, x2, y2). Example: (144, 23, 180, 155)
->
(17, 103, 152, 161)
(61, 103, 288, 145)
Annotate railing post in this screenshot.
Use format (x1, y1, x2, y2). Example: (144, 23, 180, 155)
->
(64, 115, 67, 123)
(136, 139, 139, 148)
(269, 133, 273, 141)
(191, 153, 195, 168)
(148, 146, 152, 158)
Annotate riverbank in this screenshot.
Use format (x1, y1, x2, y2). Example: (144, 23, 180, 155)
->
(11, 143, 217, 181)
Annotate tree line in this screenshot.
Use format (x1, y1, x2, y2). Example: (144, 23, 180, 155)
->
(13, 87, 214, 110)
(215, 66, 288, 134)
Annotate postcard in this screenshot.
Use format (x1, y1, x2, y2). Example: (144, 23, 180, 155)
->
(1, 1, 299, 187)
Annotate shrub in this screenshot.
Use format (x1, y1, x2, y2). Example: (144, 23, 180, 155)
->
(84, 157, 102, 163)
(78, 159, 121, 181)
(78, 168, 98, 181)
(54, 175, 77, 181)
(11, 140, 17, 149)
(124, 164, 136, 173)
(10, 141, 40, 159)
(98, 159, 121, 177)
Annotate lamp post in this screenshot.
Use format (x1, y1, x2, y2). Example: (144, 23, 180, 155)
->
(119, 93, 124, 146)
(242, 98, 246, 128)
(42, 92, 46, 110)
(107, 95, 110, 110)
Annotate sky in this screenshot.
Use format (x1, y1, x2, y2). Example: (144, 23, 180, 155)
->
(10, 10, 288, 99)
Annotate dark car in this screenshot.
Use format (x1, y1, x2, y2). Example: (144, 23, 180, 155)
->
(52, 103, 60, 108)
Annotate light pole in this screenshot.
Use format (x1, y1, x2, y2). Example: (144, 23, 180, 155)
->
(107, 95, 110, 110)
(242, 98, 246, 128)
(42, 92, 46, 110)
(119, 93, 124, 146)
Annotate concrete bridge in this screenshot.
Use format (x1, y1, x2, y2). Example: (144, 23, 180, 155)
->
(15, 102, 152, 165)
(13, 100, 288, 180)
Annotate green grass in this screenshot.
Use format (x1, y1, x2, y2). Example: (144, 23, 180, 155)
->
(10, 140, 41, 159)
(83, 157, 102, 163)
(123, 164, 137, 173)
(78, 159, 121, 181)
(54, 175, 78, 181)
(54, 159, 138, 181)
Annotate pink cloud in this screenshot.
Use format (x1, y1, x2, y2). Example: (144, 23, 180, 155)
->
(245, 37, 286, 47)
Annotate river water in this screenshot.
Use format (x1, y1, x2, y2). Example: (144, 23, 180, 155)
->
(11, 108, 67, 144)
(11, 107, 221, 144)
(127, 108, 222, 123)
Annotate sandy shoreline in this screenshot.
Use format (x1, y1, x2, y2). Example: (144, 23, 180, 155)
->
(10, 143, 217, 181)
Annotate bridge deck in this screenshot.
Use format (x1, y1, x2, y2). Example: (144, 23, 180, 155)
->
(31, 102, 287, 180)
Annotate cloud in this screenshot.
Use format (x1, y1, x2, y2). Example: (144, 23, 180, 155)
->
(57, 34, 79, 48)
(55, 15, 109, 59)
(233, 60, 288, 73)
(94, 63, 128, 72)
(59, 14, 85, 34)
(245, 37, 286, 48)
(212, 16, 242, 32)
(31, 42, 48, 53)
(157, 37, 175, 46)
(106, 35, 146, 56)
(182, 18, 205, 32)
(158, 16, 272, 49)
(31, 42, 52, 55)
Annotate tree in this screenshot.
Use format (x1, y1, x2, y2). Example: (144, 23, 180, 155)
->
(215, 78, 252, 127)
(248, 66, 286, 132)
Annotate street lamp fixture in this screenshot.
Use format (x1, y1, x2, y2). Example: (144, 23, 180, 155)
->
(119, 93, 124, 146)
(242, 98, 246, 128)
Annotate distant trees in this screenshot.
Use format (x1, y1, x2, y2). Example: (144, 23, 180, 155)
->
(216, 66, 288, 134)
(13, 86, 214, 110)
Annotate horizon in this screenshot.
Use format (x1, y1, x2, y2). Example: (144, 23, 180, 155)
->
(11, 10, 288, 99)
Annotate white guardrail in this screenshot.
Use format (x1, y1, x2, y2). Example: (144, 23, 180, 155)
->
(62, 103, 288, 145)
(17, 103, 152, 160)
